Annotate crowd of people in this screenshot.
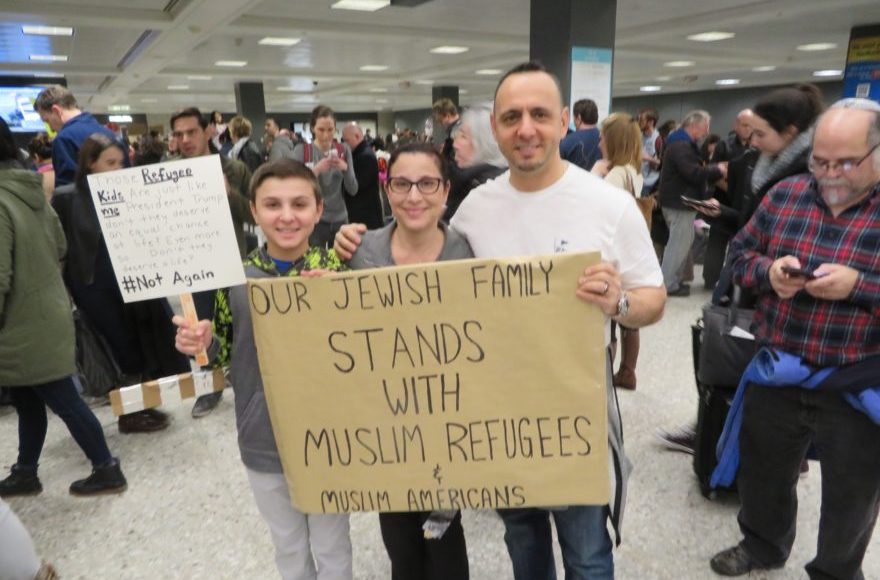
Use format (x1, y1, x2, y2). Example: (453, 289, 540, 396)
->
(0, 59, 878, 580)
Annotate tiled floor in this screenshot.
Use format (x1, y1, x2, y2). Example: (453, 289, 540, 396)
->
(2, 275, 878, 579)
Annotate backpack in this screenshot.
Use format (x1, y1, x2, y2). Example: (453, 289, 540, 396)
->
(303, 141, 345, 164)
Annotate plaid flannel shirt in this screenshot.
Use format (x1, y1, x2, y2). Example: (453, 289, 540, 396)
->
(728, 174, 880, 367)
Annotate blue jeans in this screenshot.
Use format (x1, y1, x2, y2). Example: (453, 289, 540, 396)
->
(9, 376, 113, 469)
(498, 506, 613, 580)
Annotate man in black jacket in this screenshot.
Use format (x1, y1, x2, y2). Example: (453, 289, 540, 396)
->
(657, 110, 727, 296)
(342, 123, 384, 229)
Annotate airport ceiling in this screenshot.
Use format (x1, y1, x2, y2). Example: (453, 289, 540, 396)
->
(0, 0, 878, 115)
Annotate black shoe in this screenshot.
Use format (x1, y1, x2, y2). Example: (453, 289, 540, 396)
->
(118, 408, 169, 433)
(69, 459, 127, 496)
(667, 284, 691, 297)
(0, 464, 42, 497)
(191, 391, 223, 418)
(710, 545, 784, 576)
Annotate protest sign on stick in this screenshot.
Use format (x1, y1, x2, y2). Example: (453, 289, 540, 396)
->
(249, 252, 609, 513)
(88, 155, 246, 366)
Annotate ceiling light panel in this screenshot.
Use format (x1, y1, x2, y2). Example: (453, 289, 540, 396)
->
(752, 66, 776, 72)
(640, 86, 662, 92)
(30, 54, 68, 62)
(687, 31, 735, 42)
(22, 25, 74, 37)
(797, 42, 837, 51)
(215, 60, 247, 67)
(715, 78, 740, 85)
(813, 69, 842, 77)
(259, 37, 301, 46)
(331, 0, 390, 11)
(475, 69, 502, 75)
(360, 65, 388, 71)
(430, 46, 469, 54)
(664, 60, 694, 67)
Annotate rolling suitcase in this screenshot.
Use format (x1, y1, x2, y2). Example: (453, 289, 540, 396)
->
(691, 321, 738, 498)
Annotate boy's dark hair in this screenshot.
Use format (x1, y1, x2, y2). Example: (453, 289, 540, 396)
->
(573, 99, 599, 125)
(249, 159, 322, 203)
(170, 107, 208, 131)
(639, 108, 659, 126)
(494, 61, 563, 106)
(309, 105, 335, 130)
(387, 142, 450, 183)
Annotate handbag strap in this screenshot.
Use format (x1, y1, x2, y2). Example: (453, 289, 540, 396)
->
(727, 285, 742, 326)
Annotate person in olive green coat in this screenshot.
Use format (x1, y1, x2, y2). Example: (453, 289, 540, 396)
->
(0, 118, 126, 498)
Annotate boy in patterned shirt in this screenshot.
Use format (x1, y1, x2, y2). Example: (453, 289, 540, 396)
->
(174, 159, 351, 579)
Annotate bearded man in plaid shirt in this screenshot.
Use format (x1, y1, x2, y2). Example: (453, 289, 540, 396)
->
(710, 98, 880, 579)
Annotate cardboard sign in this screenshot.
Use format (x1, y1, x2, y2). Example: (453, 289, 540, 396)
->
(109, 369, 225, 416)
(249, 252, 609, 514)
(87, 155, 246, 302)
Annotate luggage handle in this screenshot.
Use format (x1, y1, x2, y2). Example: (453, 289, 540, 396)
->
(726, 285, 743, 328)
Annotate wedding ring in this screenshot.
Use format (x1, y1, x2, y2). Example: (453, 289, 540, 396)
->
(602, 281, 610, 295)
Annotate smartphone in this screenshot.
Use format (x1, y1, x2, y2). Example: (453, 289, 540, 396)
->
(781, 265, 819, 280)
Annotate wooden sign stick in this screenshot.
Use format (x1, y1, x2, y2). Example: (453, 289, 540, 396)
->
(180, 292, 209, 366)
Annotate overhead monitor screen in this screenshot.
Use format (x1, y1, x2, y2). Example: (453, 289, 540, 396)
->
(0, 86, 46, 133)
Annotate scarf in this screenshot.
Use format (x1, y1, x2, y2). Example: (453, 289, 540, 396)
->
(750, 128, 813, 194)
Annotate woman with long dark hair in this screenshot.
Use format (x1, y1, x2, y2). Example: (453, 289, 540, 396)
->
(52, 133, 190, 433)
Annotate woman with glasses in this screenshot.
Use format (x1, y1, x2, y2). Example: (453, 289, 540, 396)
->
(348, 142, 472, 580)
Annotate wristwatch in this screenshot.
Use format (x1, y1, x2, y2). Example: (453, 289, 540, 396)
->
(615, 291, 630, 319)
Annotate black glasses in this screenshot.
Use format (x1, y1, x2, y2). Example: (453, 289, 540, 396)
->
(386, 177, 443, 196)
(809, 142, 880, 175)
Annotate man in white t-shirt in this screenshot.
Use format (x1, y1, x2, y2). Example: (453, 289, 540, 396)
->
(337, 61, 666, 579)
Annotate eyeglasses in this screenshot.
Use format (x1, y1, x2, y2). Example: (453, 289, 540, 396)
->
(809, 142, 879, 175)
(386, 177, 443, 196)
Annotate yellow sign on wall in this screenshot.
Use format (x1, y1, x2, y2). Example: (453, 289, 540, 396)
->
(249, 252, 609, 513)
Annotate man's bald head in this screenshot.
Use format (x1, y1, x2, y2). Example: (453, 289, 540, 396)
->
(811, 101, 880, 211)
(342, 122, 363, 150)
(735, 108, 754, 141)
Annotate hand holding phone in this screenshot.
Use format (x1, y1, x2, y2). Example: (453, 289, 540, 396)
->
(781, 265, 827, 280)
